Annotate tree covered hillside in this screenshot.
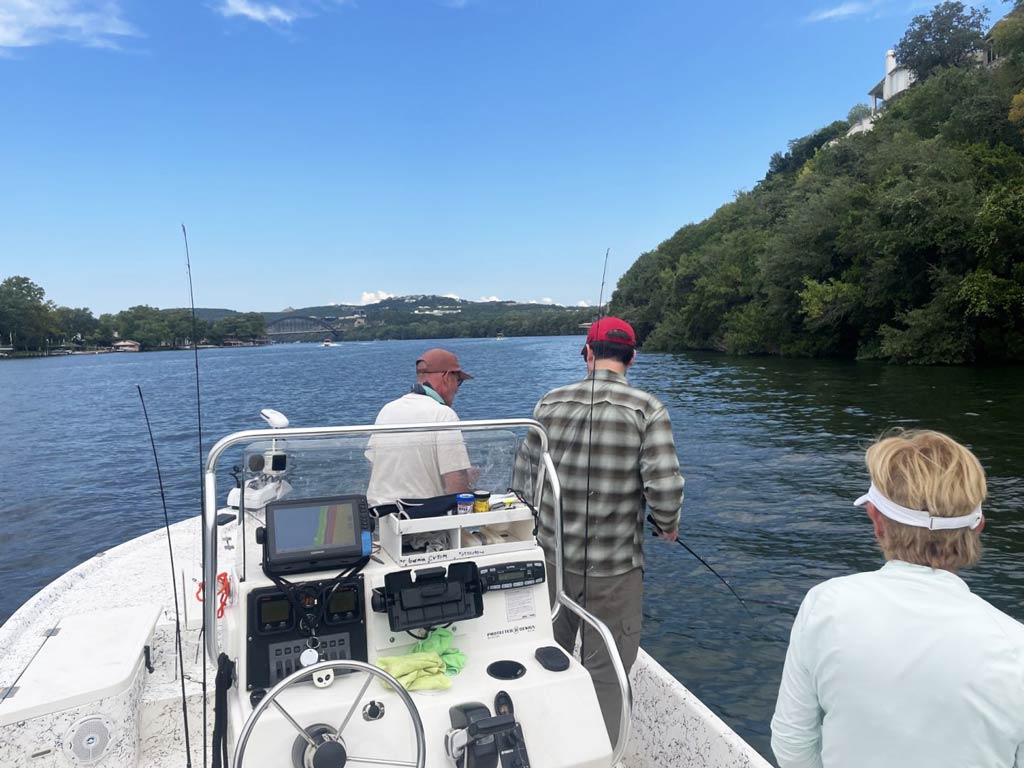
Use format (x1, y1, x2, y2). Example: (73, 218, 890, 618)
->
(269, 296, 589, 342)
(612, 3, 1024, 364)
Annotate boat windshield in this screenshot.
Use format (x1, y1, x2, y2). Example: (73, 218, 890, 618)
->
(236, 424, 543, 509)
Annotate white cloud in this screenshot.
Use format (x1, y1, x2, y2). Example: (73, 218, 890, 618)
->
(0, 0, 138, 50)
(215, 0, 355, 26)
(540, 297, 555, 305)
(805, 2, 870, 22)
(576, 300, 592, 307)
(216, 0, 297, 24)
(442, 293, 461, 300)
(478, 296, 501, 302)
(359, 290, 393, 305)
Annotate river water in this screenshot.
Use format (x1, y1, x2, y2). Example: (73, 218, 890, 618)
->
(1, 337, 1022, 762)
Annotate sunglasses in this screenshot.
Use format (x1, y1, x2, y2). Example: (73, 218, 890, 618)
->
(446, 371, 464, 387)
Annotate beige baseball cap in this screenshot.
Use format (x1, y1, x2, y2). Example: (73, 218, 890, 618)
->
(415, 348, 474, 380)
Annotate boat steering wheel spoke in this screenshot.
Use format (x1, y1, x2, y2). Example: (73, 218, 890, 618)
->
(345, 757, 419, 767)
(336, 672, 376, 736)
(269, 699, 318, 749)
(232, 660, 426, 768)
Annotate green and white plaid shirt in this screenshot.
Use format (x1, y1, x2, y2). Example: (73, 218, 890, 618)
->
(516, 369, 684, 577)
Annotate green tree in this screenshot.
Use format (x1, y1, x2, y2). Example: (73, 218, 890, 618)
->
(163, 309, 206, 347)
(894, 1, 989, 80)
(879, 270, 975, 363)
(113, 305, 169, 350)
(1010, 91, 1024, 137)
(990, 8, 1024, 60)
(766, 121, 849, 177)
(90, 314, 116, 346)
(0, 276, 55, 351)
(210, 312, 266, 343)
(52, 306, 99, 345)
(847, 103, 872, 123)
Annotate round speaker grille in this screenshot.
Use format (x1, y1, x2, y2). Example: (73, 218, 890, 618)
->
(63, 716, 114, 765)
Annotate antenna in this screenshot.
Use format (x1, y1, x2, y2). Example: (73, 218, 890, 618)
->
(259, 408, 289, 429)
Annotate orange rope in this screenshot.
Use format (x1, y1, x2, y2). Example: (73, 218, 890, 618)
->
(195, 572, 231, 619)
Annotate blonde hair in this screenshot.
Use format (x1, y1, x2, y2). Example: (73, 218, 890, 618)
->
(865, 429, 987, 570)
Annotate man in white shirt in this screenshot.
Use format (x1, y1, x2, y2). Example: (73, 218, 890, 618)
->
(366, 348, 475, 509)
(771, 429, 1024, 768)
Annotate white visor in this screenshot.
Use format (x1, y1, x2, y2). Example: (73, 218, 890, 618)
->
(854, 484, 982, 531)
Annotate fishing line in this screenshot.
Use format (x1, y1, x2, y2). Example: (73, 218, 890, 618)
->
(137, 385, 193, 768)
(182, 224, 209, 768)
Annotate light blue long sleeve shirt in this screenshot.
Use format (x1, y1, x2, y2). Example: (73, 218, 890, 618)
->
(772, 560, 1024, 768)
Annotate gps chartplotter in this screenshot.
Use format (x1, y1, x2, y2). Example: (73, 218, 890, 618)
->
(261, 494, 372, 576)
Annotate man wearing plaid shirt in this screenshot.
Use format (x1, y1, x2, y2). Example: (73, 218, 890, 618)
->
(522, 316, 683, 743)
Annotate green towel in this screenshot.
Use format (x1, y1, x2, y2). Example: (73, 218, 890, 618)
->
(376, 652, 452, 691)
(411, 627, 467, 675)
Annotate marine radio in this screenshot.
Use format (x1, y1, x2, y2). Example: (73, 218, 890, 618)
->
(257, 494, 373, 576)
(478, 561, 545, 592)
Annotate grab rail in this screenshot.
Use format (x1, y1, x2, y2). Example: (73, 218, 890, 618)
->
(202, 417, 631, 763)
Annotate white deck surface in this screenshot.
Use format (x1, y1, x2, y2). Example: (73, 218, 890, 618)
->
(0, 516, 771, 768)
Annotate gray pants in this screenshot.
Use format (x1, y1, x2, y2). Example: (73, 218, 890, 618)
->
(546, 561, 643, 745)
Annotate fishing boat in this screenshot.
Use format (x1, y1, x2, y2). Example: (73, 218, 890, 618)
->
(0, 413, 769, 768)
(322, 339, 337, 348)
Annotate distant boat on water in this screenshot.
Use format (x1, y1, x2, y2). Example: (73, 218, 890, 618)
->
(321, 338, 336, 347)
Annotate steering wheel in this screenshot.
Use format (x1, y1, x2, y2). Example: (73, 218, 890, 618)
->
(233, 659, 427, 768)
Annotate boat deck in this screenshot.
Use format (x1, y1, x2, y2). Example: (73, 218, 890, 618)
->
(0, 517, 769, 768)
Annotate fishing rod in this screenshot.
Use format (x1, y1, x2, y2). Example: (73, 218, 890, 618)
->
(577, 248, 754, 626)
(646, 514, 753, 619)
(137, 385, 193, 768)
(580, 247, 610, 662)
(182, 224, 210, 768)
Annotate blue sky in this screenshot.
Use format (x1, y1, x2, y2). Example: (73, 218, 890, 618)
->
(0, 0, 1012, 314)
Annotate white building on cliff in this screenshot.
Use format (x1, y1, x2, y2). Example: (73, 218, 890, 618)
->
(869, 49, 915, 113)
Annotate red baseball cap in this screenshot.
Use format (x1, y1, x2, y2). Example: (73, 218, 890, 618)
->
(585, 317, 636, 346)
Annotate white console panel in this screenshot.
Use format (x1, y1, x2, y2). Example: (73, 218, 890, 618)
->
(219, 544, 613, 767)
(228, 640, 611, 768)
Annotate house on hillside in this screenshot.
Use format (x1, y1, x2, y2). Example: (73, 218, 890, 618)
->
(842, 49, 914, 137)
(868, 49, 915, 114)
(848, 11, 1012, 139)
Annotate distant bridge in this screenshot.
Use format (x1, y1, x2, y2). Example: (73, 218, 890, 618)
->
(266, 316, 343, 341)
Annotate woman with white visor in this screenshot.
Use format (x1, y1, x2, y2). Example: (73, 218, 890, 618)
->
(771, 429, 1024, 768)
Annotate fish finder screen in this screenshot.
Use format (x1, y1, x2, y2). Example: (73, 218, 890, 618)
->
(272, 502, 357, 554)
(328, 589, 357, 615)
(259, 598, 290, 626)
